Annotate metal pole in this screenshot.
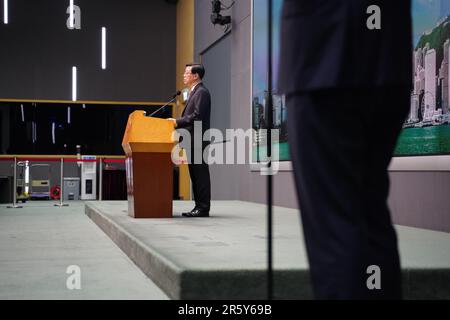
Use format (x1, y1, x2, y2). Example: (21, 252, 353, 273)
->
(99, 158, 103, 201)
(7, 157, 23, 209)
(267, 0, 273, 300)
(54, 157, 68, 207)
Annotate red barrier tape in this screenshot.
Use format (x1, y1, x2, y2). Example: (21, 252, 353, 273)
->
(0, 157, 124, 163)
(0, 158, 61, 162)
(103, 159, 126, 164)
(17, 158, 61, 162)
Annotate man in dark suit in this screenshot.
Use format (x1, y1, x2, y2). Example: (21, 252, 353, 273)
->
(170, 64, 211, 217)
(278, 1, 412, 299)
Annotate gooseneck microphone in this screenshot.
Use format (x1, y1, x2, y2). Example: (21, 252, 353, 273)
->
(146, 91, 181, 117)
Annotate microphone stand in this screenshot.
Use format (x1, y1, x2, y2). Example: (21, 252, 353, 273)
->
(147, 95, 178, 117)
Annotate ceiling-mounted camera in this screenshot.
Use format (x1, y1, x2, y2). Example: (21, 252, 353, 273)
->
(210, 0, 231, 26)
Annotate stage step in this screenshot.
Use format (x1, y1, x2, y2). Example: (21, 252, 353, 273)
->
(85, 201, 450, 299)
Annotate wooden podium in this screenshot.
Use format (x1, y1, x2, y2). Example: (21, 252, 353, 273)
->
(122, 111, 175, 218)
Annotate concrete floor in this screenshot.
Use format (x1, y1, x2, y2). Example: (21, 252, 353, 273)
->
(0, 201, 168, 300)
(2, 199, 450, 299)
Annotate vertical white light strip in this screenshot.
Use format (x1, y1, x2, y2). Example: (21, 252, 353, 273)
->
(52, 122, 56, 144)
(101, 27, 106, 69)
(20, 104, 24, 122)
(3, 0, 8, 24)
(69, 0, 74, 28)
(67, 106, 71, 124)
(72, 66, 77, 101)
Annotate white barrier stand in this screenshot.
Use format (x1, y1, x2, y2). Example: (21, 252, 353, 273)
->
(7, 157, 23, 209)
(54, 157, 69, 207)
(99, 158, 103, 201)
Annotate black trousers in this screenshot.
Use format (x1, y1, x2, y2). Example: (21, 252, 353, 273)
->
(287, 87, 409, 299)
(186, 142, 211, 211)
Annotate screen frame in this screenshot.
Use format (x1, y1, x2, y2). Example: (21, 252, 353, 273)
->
(249, 0, 450, 172)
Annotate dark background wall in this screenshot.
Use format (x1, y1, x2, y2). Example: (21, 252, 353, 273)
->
(0, 0, 176, 102)
(0, 0, 177, 199)
(195, 0, 450, 233)
(0, 102, 172, 155)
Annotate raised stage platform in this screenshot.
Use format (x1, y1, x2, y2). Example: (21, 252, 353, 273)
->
(85, 201, 450, 299)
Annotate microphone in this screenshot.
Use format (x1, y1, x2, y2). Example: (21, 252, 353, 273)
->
(146, 91, 181, 117)
(172, 90, 182, 99)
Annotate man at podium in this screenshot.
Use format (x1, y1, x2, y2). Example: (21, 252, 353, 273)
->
(170, 64, 211, 217)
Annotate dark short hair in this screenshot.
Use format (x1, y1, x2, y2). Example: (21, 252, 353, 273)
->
(186, 63, 205, 79)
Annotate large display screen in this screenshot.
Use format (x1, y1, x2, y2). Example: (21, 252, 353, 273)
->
(252, 0, 450, 162)
(397, 0, 450, 155)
